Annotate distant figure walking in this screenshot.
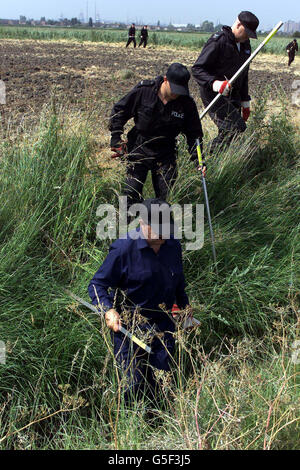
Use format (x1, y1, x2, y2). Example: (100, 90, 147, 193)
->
(139, 25, 148, 48)
(286, 39, 298, 66)
(126, 23, 136, 48)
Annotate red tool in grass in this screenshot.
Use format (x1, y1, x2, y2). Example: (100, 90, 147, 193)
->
(172, 304, 201, 330)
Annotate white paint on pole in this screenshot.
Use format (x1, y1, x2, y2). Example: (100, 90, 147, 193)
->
(0, 80, 6, 104)
(291, 340, 300, 365)
(292, 80, 300, 107)
(0, 341, 5, 364)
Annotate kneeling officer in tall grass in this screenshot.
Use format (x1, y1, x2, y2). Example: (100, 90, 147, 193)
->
(88, 198, 191, 406)
(109, 63, 203, 207)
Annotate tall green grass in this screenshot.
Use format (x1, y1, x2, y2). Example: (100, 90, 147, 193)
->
(0, 25, 290, 53)
(0, 93, 299, 449)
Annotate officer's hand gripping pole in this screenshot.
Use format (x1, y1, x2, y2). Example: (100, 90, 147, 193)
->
(196, 138, 217, 267)
(199, 21, 283, 120)
(65, 290, 152, 354)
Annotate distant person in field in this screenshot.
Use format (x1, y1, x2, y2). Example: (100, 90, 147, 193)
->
(126, 23, 136, 48)
(139, 25, 148, 48)
(286, 39, 298, 66)
(192, 11, 259, 155)
(109, 63, 203, 208)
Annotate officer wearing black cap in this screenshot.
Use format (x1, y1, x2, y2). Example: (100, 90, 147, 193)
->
(192, 11, 259, 155)
(109, 63, 203, 208)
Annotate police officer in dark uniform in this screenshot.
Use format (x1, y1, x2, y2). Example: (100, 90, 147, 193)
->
(139, 25, 149, 48)
(109, 63, 203, 208)
(126, 23, 136, 48)
(192, 11, 259, 155)
(88, 198, 191, 407)
(286, 39, 298, 66)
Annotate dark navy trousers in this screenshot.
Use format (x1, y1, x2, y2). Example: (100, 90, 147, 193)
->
(112, 316, 175, 406)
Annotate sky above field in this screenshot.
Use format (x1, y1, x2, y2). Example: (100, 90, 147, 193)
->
(2, 0, 300, 30)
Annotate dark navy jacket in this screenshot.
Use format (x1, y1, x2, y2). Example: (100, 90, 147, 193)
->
(140, 27, 148, 39)
(88, 229, 189, 322)
(128, 26, 136, 37)
(192, 26, 252, 102)
(286, 40, 298, 55)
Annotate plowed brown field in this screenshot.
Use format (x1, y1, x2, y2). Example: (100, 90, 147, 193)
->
(0, 39, 298, 136)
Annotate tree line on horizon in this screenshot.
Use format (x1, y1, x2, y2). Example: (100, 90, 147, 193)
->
(0, 15, 299, 36)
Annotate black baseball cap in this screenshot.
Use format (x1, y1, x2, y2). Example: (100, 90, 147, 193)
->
(238, 11, 259, 39)
(140, 198, 175, 238)
(166, 63, 190, 96)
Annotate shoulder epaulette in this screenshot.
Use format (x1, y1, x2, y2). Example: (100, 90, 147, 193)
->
(211, 32, 223, 41)
(137, 79, 155, 87)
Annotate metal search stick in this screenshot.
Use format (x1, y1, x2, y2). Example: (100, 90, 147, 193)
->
(196, 138, 217, 266)
(199, 21, 284, 120)
(65, 290, 152, 354)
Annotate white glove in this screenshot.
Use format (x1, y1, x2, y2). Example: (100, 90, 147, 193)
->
(241, 101, 250, 108)
(241, 101, 251, 121)
(213, 80, 231, 96)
